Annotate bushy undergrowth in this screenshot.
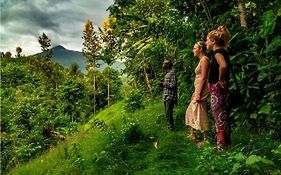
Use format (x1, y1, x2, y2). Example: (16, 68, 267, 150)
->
(123, 89, 144, 112)
(0, 56, 122, 173)
(8, 100, 281, 175)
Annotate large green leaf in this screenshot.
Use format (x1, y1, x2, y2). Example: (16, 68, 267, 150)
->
(136, 43, 152, 56)
(246, 155, 261, 165)
(263, 35, 281, 54)
(258, 103, 272, 115)
(257, 70, 268, 82)
(259, 10, 277, 38)
(234, 152, 245, 161)
(272, 144, 281, 155)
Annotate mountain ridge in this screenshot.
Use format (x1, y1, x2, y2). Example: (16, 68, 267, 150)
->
(37, 45, 125, 73)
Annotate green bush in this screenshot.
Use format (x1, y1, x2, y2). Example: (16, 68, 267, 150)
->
(124, 89, 144, 112)
(0, 56, 95, 173)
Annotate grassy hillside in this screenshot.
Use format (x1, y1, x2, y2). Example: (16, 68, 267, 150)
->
(9, 100, 281, 175)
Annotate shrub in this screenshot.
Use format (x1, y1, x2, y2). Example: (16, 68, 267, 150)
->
(124, 89, 144, 112)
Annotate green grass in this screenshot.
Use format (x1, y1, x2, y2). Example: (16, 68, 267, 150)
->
(8, 100, 281, 175)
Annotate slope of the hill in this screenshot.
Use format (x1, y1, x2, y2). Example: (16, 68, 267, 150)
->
(1, 55, 122, 174)
(9, 99, 281, 175)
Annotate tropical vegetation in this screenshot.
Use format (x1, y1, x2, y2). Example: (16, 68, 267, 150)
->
(1, 0, 281, 174)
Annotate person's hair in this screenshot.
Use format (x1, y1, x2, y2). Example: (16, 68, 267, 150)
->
(196, 41, 206, 52)
(207, 25, 230, 47)
(164, 60, 173, 69)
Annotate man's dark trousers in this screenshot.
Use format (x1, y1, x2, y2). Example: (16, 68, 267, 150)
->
(164, 100, 174, 130)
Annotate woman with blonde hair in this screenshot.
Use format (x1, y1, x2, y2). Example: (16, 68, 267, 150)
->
(185, 41, 210, 147)
(205, 26, 231, 151)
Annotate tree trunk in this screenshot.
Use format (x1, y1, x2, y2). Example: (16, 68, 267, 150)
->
(107, 81, 110, 107)
(93, 59, 96, 116)
(93, 73, 96, 116)
(237, 0, 248, 29)
(198, 0, 212, 24)
(143, 65, 152, 94)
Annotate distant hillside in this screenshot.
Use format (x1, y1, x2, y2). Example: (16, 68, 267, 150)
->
(37, 45, 125, 73)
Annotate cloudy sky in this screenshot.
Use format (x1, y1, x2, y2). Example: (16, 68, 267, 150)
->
(0, 0, 113, 56)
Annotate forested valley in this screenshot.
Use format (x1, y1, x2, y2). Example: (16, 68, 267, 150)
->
(1, 0, 281, 174)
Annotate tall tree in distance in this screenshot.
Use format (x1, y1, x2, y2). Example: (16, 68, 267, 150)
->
(82, 20, 101, 68)
(69, 63, 80, 76)
(99, 18, 116, 66)
(16, 46, 22, 57)
(99, 18, 117, 107)
(38, 33, 52, 58)
(4, 51, 12, 58)
(82, 20, 101, 115)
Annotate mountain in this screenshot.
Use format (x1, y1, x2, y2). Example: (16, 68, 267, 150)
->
(37, 45, 125, 73)
(51, 45, 87, 72)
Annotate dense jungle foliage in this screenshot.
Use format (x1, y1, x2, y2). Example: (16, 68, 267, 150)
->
(107, 0, 281, 135)
(1, 0, 281, 174)
(0, 56, 122, 172)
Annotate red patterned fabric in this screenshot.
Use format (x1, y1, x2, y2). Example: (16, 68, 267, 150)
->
(208, 83, 231, 150)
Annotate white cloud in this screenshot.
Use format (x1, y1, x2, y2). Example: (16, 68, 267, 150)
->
(0, 0, 113, 55)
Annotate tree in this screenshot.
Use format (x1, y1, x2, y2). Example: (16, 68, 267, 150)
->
(109, 0, 187, 94)
(4, 51, 12, 58)
(99, 18, 117, 106)
(198, 0, 212, 24)
(82, 20, 101, 68)
(69, 63, 79, 76)
(38, 33, 52, 58)
(102, 67, 122, 107)
(16, 46, 22, 57)
(82, 20, 101, 115)
(237, 0, 248, 29)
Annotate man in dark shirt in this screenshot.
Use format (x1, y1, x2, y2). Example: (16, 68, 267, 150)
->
(159, 60, 177, 130)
